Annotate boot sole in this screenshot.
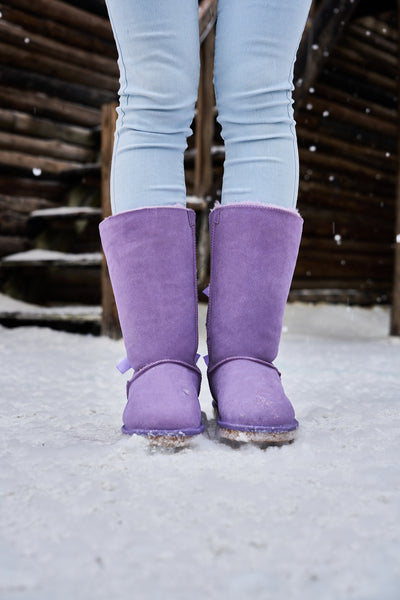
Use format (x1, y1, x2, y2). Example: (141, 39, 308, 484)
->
(122, 413, 206, 447)
(218, 427, 297, 444)
(146, 434, 198, 448)
(213, 407, 297, 444)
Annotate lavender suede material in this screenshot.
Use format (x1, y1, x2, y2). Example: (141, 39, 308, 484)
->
(206, 202, 302, 433)
(99, 206, 203, 436)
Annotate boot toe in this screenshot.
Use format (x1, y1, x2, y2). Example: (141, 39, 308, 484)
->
(122, 362, 203, 435)
(209, 358, 298, 432)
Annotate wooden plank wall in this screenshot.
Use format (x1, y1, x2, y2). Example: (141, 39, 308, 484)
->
(294, 9, 398, 304)
(0, 0, 398, 307)
(0, 0, 117, 258)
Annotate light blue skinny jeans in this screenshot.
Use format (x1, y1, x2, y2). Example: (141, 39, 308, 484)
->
(105, 0, 311, 214)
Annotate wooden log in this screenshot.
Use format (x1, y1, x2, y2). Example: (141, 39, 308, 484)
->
(294, 252, 393, 279)
(100, 103, 120, 339)
(0, 20, 118, 78)
(0, 193, 54, 211)
(194, 25, 215, 289)
(0, 131, 96, 163)
(294, 0, 362, 107)
(310, 82, 397, 122)
(355, 16, 398, 43)
(291, 277, 392, 291)
(297, 126, 397, 172)
(299, 237, 393, 255)
(194, 26, 215, 198)
(328, 53, 397, 93)
(0, 41, 117, 92)
(332, 43, 397, 78)
(0, 234, 31, 258)
(390, 2, 400, 336)
(0, 65, 116, 108)
(0, 3, 117, 58)
(318, 67, 398, 112)
(8, 0, 114, 41)
(296, 96, 396, 138)
(298, 181, 394, 218)
(1, 265, 101, 305)
(0, 86, 101, 128)
(0, 194, 55, 236)
(344, 30, 397, 72)
(298, 148, 396, 185)
(347, 22, 397, 55)
(299, 162, 395, 197)
(199, 0, 218, 43)
(0, 176, 65, 200)
(300, 207, 394, 240)
(0, 108, 96, 147)
(0, 149, 87, 175)
(288, 287, 391, 305)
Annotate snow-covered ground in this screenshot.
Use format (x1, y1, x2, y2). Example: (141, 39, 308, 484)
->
(1, 302, 399, 600)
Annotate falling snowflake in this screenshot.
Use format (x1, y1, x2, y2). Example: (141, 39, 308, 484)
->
(334, 234, 342, 245)
(32, 168, 42, 177)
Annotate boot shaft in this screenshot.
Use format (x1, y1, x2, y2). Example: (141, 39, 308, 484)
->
(206, 202, 303, 368)
(99, 206, 199, 371)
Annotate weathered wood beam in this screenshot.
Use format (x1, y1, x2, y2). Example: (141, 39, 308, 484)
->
(8, 0, 114, 41)
(100, 103, 120, 339)
(297, 96, 396, 138)
(297, 126, 396, 172)
(0, 20, 118, 77)
(0, 3, 117, 58)
(0, 41, 117, 91)
(0, 65, 116, 108)
(0, 131, 96, 163)
(0, 86, 101, 128)
(0, 149, 86, 175)
(0, 108, 96, 147)
(390, 1, 400, 335)
(294, 0, 362, 107)
(199, 0, 218, 44)
(194, 23, 215, 290)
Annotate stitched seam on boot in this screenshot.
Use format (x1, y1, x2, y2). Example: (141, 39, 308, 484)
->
(127, 359, 201, 389)
(208, 355, 280, 377)
(207, 211, 219, 368)
(189, 209, 199, 364)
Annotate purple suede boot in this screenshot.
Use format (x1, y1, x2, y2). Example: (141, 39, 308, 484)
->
(206, 202, 303, 443)
(99, 206, 204, 443)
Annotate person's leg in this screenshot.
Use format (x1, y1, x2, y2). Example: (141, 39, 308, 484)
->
(105, 0, 200, 213)
(100, 1, 203, 444)
(206, 0, 311, 442)
(213, 0, 311, 208)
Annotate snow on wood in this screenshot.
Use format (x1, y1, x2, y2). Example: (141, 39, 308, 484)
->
(1, 248, 102, 267)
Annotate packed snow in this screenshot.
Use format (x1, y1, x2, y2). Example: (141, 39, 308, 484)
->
(0, 302, 399, 599)
(2, 249, 102, 265)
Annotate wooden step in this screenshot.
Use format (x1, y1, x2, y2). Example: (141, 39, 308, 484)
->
(0, 292, 101, 334)
(1, 249, 101, 304)
(1, 248, 101, 267)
